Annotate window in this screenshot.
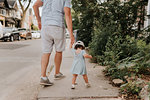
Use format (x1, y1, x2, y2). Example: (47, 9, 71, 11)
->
(29, 8, 32, 15)
(0, 9, 6, 15)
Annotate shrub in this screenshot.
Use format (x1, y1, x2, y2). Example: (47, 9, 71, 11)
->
(104, 66, 129, 81)
(120, 79, 143, 99)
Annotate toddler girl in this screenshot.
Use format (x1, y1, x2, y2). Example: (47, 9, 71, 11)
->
(70, 41, 92, 89)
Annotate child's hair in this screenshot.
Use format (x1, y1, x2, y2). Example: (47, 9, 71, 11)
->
(74, 44, 85, 50)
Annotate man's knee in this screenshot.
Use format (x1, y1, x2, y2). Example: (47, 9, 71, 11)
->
(56, 51, 62, 54)
(42, 53, 51, 56)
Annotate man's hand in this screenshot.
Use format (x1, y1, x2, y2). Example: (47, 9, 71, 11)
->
(38, 20, 42, 30)
(70, 35, 75, 47)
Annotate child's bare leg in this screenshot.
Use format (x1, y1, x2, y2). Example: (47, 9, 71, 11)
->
(83, 74, 91, 87)
(72, 74, 78, 84)
(83, 74, 89, 83)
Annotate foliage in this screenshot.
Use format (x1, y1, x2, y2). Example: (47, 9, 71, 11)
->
(87, 0, 149, 98)
(147, 82, 150, 93)
(120, 78, 144, 99)
(104, 66, 129, 81)
(72, 0, 150, 98)
(117, 41, 150, 75)
(89, 0, 145, 56)
(72, 0, 98, 46)
(139, 25, 150, 44)
(87, 0, 149, 71)
(31, 23, 38, 30)
(104, 35, 138, 65)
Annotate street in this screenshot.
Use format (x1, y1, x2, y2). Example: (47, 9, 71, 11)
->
(0, 39, 42, 100)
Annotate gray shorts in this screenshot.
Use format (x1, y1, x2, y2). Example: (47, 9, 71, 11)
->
(41, 26, 66, 53)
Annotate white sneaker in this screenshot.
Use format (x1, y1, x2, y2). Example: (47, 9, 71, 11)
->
(85, 83, 91, 88)
(71, 84, 75, 89)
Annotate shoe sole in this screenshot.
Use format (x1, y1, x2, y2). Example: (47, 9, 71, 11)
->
(40, 83, 53, 86)
(54, 76, 65, 80)
(86, 86, 91, 88)
(71, 87, 75, 89)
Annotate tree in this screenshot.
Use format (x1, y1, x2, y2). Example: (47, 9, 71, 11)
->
(18, 0, 31, 28)
(89, 0, 146, 61)
(72, 0, 98, 46)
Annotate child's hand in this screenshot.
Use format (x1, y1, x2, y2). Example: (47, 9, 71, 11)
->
(89, 55, 92, 59)
(84, 54, 93, 59)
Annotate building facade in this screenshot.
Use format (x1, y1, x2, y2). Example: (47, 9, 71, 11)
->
(0, 0, 21, 27)
(0, 0, 8, 27)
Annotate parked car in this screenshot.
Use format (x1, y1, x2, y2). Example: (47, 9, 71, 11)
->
(31, 31, 41, 39)
(18, 28, 32, 40)
(0, 23, 3, 40)
(0, 27, 21, 42)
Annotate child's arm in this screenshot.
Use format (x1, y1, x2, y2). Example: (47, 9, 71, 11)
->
(83, 54, 92, 59)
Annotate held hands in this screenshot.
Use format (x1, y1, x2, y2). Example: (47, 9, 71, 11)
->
(70, 35, 75, 48)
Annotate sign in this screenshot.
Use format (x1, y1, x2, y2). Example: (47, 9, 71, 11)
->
(0, 16, 5, 21)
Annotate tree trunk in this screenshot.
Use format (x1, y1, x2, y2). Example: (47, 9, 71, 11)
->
(21, 12, 26, 28)
(18, 0, 31, 28)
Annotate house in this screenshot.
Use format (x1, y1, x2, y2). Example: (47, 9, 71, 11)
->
(0, 0, 21, 27)
(0, 0, 8, 26)
(7, 0, 21, 27)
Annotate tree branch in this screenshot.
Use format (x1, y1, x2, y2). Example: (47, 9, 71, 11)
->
(24, 0, 31, 12)
(18, 0, 24, 12)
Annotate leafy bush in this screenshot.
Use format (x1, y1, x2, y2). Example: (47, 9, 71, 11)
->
(104, 66, 129, 81)
(148, 82, 150, 93)
(116, 41, 150, 75)
(72, 0, 98, 46)
(88, 0, 150, 98)
(120, 79, 143, 98)
(104, 35, 138, 65)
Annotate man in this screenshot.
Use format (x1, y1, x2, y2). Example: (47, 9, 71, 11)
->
(33, 0, 74, 85)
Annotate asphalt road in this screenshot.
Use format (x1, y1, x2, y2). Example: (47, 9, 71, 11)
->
(0, 39, 42, 100)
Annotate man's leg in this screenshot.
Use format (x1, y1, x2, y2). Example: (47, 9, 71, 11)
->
(40, 53, 53, 85)
(41, 53, 50, 77)
(54, 51, 62, 75)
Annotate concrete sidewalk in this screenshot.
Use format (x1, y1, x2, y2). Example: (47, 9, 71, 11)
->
(37, 41, 121, 100)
